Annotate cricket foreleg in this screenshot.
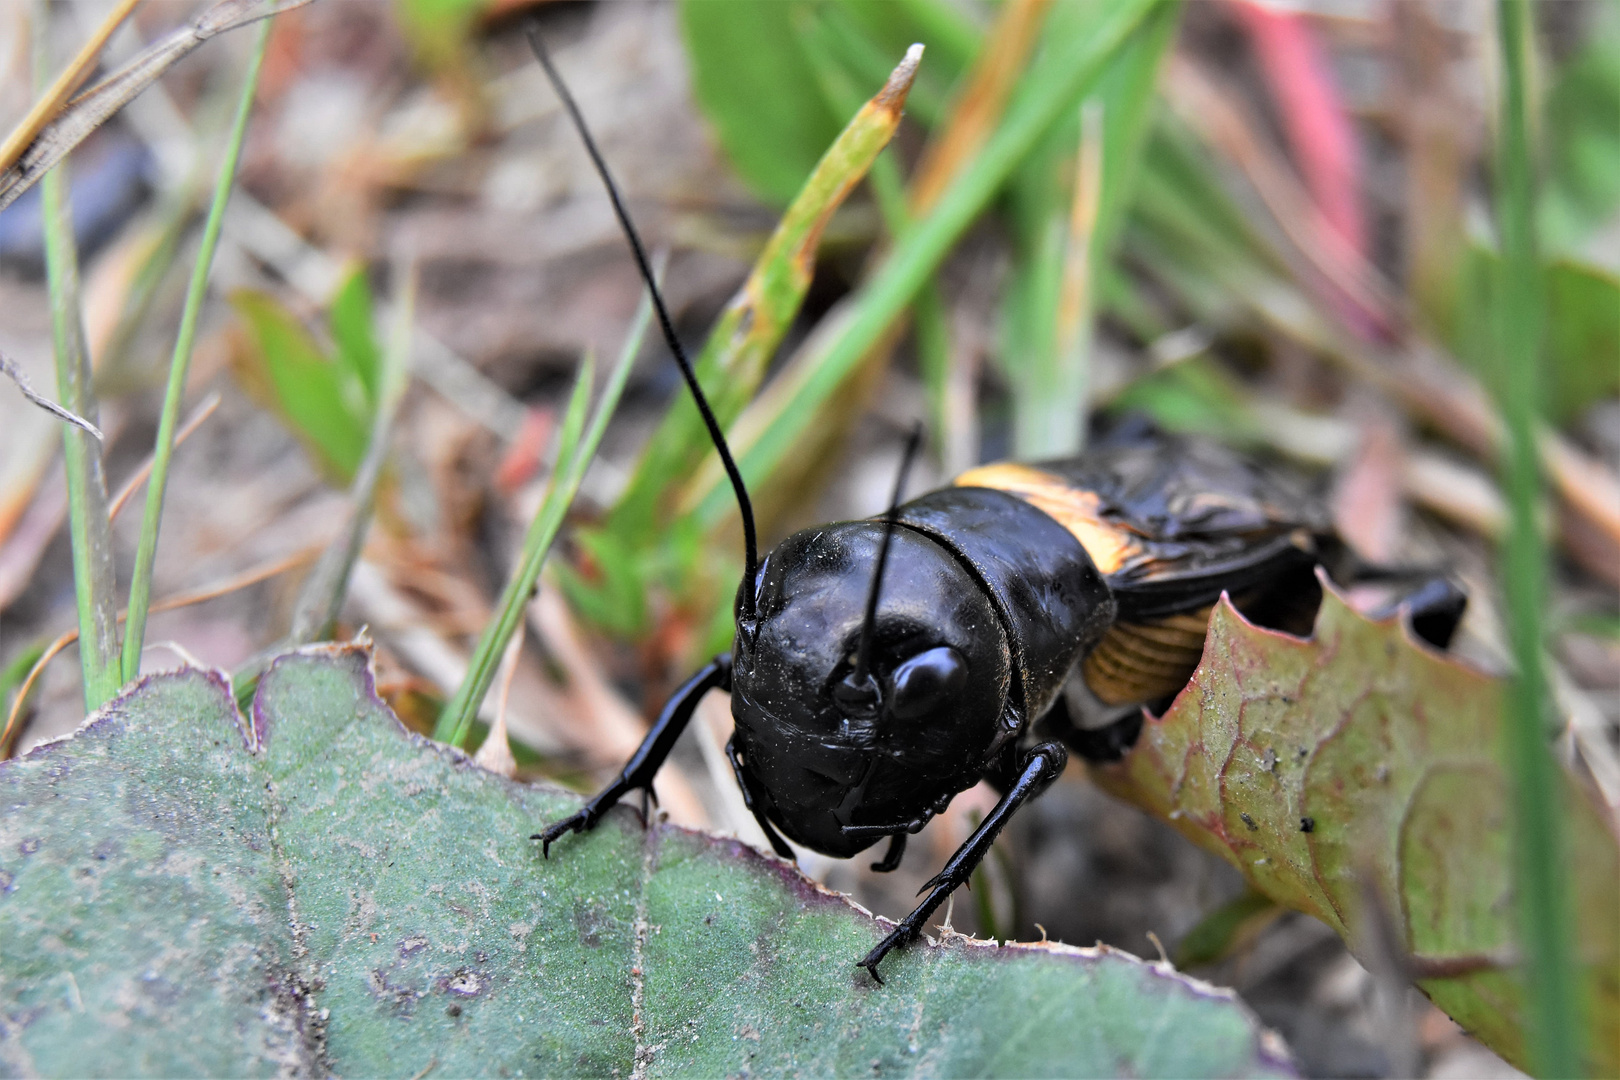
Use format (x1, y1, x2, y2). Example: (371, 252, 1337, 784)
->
(857, 742, 1068, 984)
(534, 655, 731, 856)
(725, 734, 797, 861)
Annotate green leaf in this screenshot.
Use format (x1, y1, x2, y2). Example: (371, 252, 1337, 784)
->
(1457, 245, 1620, 422)
(795, 3, 951, 129)
(287, 266, 415, 648)
(1091, 582, 1620, 1075)
(1541, 3, 1620, 254)
(553, 527, 649, 637)
(1174, 890, 1282, 970)
(230, 290, 371, 483)
(679, 0, 972, 205)
(1108, 356, 1263, 444)
(0, 650, 1293, 1077)
(679, 0, 843, 206)
(0, 642, 46, 747)
(392, 0, 486, 69)
(830, 0, 978, 81)
(328, 265, 382, 409)
(687, 0, 1159, 530)
(1543, 257, 1620, 419)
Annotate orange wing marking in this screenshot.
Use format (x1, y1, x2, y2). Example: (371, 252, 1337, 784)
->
(954, 462, 1141, 576)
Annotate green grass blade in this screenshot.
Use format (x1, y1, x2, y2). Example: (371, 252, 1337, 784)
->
(36, 2, 121, 710)
(122, 19, 271, 681)
(797, 10, 911, 227)
(1492, 1, 1581, 1074)
(808, 3, 946, 128)
(436, 277, 656, 749)
(689, 0, 1157, 528)
(435, 357, 592, 750)
(605, 47, 920, 548)
(799, 14, 953, 443)
(1010, 2, 1178, 458)
(287, 265, 414, 646)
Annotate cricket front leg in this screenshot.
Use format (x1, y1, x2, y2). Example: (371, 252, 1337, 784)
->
(857, 742, 1068, 984)
(725, 735, 797, 861)
(534, 655, 731, 855)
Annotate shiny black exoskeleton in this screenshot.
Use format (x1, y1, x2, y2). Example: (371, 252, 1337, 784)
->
(732, 487, 1112, 860)
(521, 29, 1466, 984)
(536, 444, 1467, 982)
(541, 487, 1115, 980)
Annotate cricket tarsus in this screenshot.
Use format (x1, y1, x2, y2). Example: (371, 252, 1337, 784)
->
(524, 24, 759, 617)
(857, 743, 1067, 984)
(852, 422, 926, 688)
(534, 656, 731, 855)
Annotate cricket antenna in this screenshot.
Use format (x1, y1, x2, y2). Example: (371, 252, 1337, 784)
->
(525, 25, 760, 617)
(852, 423, 925, 686)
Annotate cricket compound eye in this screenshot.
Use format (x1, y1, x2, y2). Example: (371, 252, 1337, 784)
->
(885, 646, 967, 720)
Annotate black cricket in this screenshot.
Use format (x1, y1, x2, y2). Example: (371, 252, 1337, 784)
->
(523, 31, 1465, 984)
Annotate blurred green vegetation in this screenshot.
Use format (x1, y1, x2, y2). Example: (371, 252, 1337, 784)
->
(553, 0, 1618, 689)
(229, 266, 384, 485)
(571, 0, 1175, 662)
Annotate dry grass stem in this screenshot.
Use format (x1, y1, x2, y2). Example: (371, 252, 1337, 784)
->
(0, 0, 140, 175)
(471, 623, 521, 779)
(0, 348, 103, 441)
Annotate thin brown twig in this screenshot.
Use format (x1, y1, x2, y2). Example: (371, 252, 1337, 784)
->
(0, 629, 77, 758)
(0, 349, 103, 440)
(0, 545, 321, 758)
(106, 392, 220, 521)
(0, 0, 315, 215)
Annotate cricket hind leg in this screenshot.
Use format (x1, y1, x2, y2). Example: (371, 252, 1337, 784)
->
(534, 655, 731, 855)
(1366, 575, 1468, 649)
(858, 742, 1067, 984)
(1038, 690, 1143, 764)
(1317, 537, 1469, 649)
(1231, 559, 1469, 651)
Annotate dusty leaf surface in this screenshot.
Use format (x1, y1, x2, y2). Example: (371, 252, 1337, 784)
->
(1092, 579, 1620, 1074)
(0, 645, 1290, 1078)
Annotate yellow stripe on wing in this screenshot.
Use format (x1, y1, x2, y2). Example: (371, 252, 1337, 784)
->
(954, 461, 1142, 576)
